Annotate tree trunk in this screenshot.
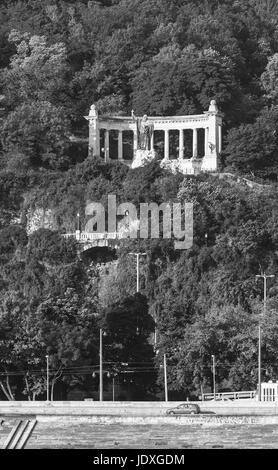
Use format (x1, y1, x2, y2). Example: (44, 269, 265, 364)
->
(24, 376, 32, 401)
(6, 375, 15, 400)
(0, 375, 15, 400)
(0, 381, 13, 400)
(51, 380, 55, 401)
(50, 367, 63, 401)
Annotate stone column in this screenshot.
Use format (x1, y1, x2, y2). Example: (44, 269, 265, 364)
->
(218, 124, 222, 153)
(179, 129, 184, 159)
(133, 127, 138, 158)
(164, 129, 169, 160)
(150, 132, 154, 152)
(105, 130, 110, 162)
(205, 127, 209, 157)
(202, 100, 222, 172)
(118, 130, 123, 160)
(193, 128, 198, 158)
(86, 104, 100, 157)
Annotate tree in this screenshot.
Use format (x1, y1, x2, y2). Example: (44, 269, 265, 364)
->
(101, 293, 156, 399)
(175, 304, 259, 395)
(261, 53, 278, 102)
(1, 101, 71, 168)
(223, 106, 278, 178)
(0, 225, 27, 264)
(1, 30, 70, 108)
(0, 288, 99, 400)
(0, 291, 44, 400)
(173, 301, 278, 395)
(26, 228, 77, 265)
(131, 44, 244, 125)
(35, 288, 99, 400)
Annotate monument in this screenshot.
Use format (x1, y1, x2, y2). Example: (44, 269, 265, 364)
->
(85, 100, 223, 174)
(131, 111, 155, 168)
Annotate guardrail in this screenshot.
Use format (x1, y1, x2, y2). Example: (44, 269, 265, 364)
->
(202, 391, 256, 401)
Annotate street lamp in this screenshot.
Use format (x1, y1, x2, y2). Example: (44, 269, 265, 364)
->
(157, 350, 168, 402)
(111, 373, 117, 402)
(211, 355, 216, 400)
(128, 252, 147, 293)
(164, 353, 168, 402)
(45, 355, 49, 402)
(255, 272, 275, 401)
(99, 328, 104, 401)
(98, 328, 109, 401)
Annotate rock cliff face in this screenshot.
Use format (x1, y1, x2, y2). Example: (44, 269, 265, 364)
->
(25, 208, 57, 235)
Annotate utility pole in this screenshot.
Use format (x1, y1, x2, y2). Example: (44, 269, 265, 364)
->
(128, 252, 147, 292)
(112, 376, 115, 402)
(99, 328, 103, 402)
(211, 355, 216, 400)
(164, 353, 168, 402)
(255, 272, 275, 401)
(46, 355, 49, 402)
(136, 253, 140, 293)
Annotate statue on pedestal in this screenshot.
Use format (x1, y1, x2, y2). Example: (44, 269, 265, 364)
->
(132, 110, 154, 151)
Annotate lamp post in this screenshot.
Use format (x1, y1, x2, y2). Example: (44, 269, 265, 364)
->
(128, 252, 147, 293)
(92, 368, 111, 402)
(46, 355, 49, 402)
(211, 355, 216, 400)
(112, 376, 115, 402)
(255, 272, 275, 401)
(99, 328, 103, 402)
(164, 353, 168, 402)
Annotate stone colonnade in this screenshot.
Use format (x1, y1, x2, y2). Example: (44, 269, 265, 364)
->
(85, 100, 223, 172)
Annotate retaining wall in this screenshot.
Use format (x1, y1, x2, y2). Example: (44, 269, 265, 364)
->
(1, 400, 278, 416)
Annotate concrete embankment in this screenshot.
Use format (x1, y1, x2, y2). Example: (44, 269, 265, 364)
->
(34, 414, 278, 425)
(1, 400, 278, 417)
(2, 404, 278, 448)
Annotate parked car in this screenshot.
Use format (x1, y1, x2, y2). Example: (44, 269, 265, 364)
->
(166, 403, 200, 415)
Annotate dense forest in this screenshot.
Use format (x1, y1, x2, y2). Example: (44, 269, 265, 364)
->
(1, 0, 278, 400)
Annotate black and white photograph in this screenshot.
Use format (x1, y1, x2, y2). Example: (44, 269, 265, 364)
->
(0, 0, 278, 453)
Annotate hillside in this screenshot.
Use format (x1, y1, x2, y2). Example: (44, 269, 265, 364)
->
(1, 0, 278, 401)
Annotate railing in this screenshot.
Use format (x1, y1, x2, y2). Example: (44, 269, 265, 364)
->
(80, 232, 118, 241)
(202, 391, 256, 401)
(62, 232, 120, 242)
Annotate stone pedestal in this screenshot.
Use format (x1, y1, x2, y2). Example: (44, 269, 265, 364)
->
(131, 150, 156, 169)
(161, 158, 202, 175)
